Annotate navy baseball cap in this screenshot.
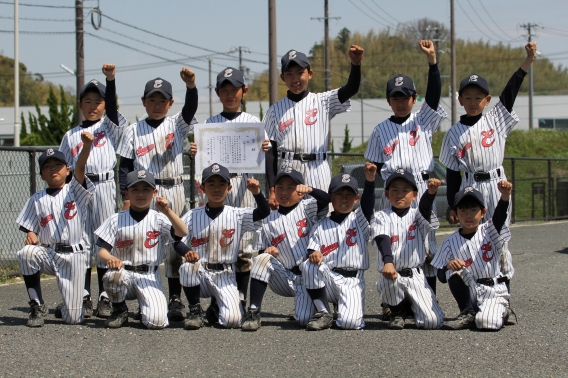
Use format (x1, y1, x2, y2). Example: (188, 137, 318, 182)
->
(126, 169, 156, 188)
(79, 79, 106, 101)
(386, 74, 416, 98)
(385, 168, 418, 191)
(202, 163, 231, 183)
(329, 173, 358, 194)
(275, 168, 304, 185)
(216, 67, 246, 89)
(453, 186, 486, 209)
(459, 74, 489, 95)
(38, 148, 67, 169)
(281, 49, 310, 73)
(144, 77, 173, 99)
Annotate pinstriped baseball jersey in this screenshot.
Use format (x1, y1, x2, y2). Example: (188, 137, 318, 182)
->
(117, 112, 197, 178)
(364, 102, 447, 180)
(439, 101, 518, 173)
(264, 89, 350, 154)
(181, 206, 257, 264)
(94, 209, 174, 266)
(254, 199, 323, 269)
(206, 112, 260, 124)
(432, 220, 511, 282)
(371, 208, 439, 271)
(308, 208, 370, 270)
(16, 177, 95, 247)
(59, 111, 127, 172)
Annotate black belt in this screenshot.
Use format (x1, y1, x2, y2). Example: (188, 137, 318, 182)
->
(124, 264, 155, 273)
(281, 152, 326, 162)
(477, 277, 508, 287)
(230, 173, 240, 178)
(86, 172, 111, 182)
(332, 268, 358, 278)
(421, 172, 429, 180)
(155, 177, 183, 186)
(205, 263, 226, 271)
(288, 266, 302, 275)
(50, 243, 83, 253)
(465, 169, 501, 182)
(398, 267, 418, 278)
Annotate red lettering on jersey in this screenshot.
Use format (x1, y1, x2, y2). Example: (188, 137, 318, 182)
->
(346, 228, 357, 246)
(304, 109, 318, 125)
(407, 221, 417, 240)
(481, 241, 494, 262)
(70, 142, 83, 158)
(409, 126, 420, 146)
(144, 230, 161, 248)
(271, 234, 286, 247)
(40, 214, 54, 228)
(321, 242, 339, 256)
(116, 239, 133, 249)
(464, 258, 473, 268)
(94, 131, 106, 147)
(296, 218, 308, 238)
(279, 118, 294, 132)
(136, 144, 155, 157)
(390, 235, 399, 244)
(191, 236, 208, 248)
(165, 133, 175, 149)
(64, 201, 77, 220)
(383, 140, 399, 156)
(457, 142, 472, 158)
(481, 129, 495, 148)
(220, 229, 236, 247)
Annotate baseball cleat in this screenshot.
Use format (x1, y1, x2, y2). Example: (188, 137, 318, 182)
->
(241, 308, 261, 331)
(27, 301, 47, 328)
(306, 311, 333, 331)
(184, 304, 205, 330)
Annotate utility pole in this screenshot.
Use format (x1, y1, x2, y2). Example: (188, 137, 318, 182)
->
(75, 0, 84, 125)
(520, 23, 539, 130)
(268, 0, 278, 106)
(450, 0, 457, 124)
(360, 82, 364, 145)
(229, 46, 251, 110)
(207, 57, 213, 118)
(14, 0, 19, 146)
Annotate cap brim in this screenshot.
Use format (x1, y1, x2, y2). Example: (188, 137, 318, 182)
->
(275, 172, 303, 185)
(330, 184, 358, 194)
(387, 87, 415, 98)
(282, 59, 310, 72)
(126, 179, 156, 189)
(216, 78, 245, 89)
(40, 156, 68, 169)
(454, 192, 485, 209)
(203, 173, 230, 183)
(144, 88, 172, 99)
(385, 174, 418, 191)
(80, 83, 105, 100)
(459, 82, 489, 95)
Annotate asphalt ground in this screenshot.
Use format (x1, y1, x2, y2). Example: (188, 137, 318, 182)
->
(0, 221, 567, 377)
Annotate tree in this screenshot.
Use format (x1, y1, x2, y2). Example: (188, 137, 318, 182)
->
(335, 27, 351, 52)
(258, 101, 264, 120)
(341, 124, 353, 153)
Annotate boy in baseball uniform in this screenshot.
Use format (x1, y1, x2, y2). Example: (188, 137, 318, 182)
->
(95, 170, 188, 329)
(16, 132, 95, 327)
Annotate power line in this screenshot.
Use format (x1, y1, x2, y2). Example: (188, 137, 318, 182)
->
(357, 0, 396, 28)
(0, 1, 74, 8)
(463, 0, 516, 42)
(0, 29, 74, 34)
(0, 15, 75, 22)
(369, 0, 402, 24)
(347, 0, 391, 28)
(477, 0, 519, 41)
(455, 0, 502, 43)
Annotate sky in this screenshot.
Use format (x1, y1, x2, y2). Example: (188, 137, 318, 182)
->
(0, 0, 567, 108)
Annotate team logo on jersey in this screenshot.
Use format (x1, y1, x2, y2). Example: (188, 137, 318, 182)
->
(93, 131, 106, 147)
(407, 220, 418, 240)
(394, 77, 404, 86)
(457, 142, 472, 158)
(116, 239, 133, 249)
(154, 79, 163, 88)
(191, 236, 208, 247)
(40, 214, 54, 228)
(224, 68, 233, 77)
(138, 170, 146, 178)
(390, 235, 399, 244)
(46, 148, 55, 156)
(212, 164, 220, 173)
(220, 229, 236, 247)
(304, 109, 318, 125)
(165, 133, 175, 149)
(271, 234, 286, 247)
(136, 144, 155, 157)
(481, 129, 495, 148)
(481, 241, 494, 262)
(469, 75, 478, 82)
(144, 231, 161, 248)
(464, 258, 473, 268)
(341, 174, 351, 183)
(464, 186, 474, 192)
(70, 142, 83, 158)
(296, 218, 309, 238)
(383, 140, 399, 156)
(279, 118, 294, 132)
(288, 50, 297, 59)
(409, 125, 420, 146)
(321, 242, 339, 256)
(346, 228, 357, 246)
(64, 201, 77, 219)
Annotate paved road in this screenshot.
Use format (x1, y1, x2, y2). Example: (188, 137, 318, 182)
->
(0, 222, 567, 377)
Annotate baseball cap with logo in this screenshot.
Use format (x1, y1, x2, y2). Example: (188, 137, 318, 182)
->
(38, 148, 68, 169)
(126, 169, 156, 188)
(453, 186, 486, 209)
(386, 74, 416, 98)
(202, 163, 231, 184)
(216, 67, 246, 89)
(281, 49, 310, 73)
(385, 168, 418, 191)
(458, 74, 489, 95)
(275, 167, 304, 185)
(143, 77, 173, 99)
(79, 79, 106, 101)
(328, 173, 359, 194)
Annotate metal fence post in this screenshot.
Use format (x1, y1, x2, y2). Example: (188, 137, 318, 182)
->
(28, 148, 36, 196)
(548, 159, 553, 220)
(510, 158, 515, 224)
(189, 154, 196, 209)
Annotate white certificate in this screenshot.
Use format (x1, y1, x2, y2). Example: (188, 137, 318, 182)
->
(194, 123, 265, 174)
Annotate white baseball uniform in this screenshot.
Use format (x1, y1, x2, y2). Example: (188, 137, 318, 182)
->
(16, 176, 95, 324)
(117, 112, 197, 278)
(440, 100, 517, 279)
(59, 111, 127, 268)
(432, 220, 511, 330)
(94, 209, 177, 329)
(264, 89, 351, 191)
(178, 205, 257, 328)
(301, 207, 370, 330)
(371, 207, 444, 329)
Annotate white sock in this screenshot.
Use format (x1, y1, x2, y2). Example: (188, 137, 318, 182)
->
(99, 292, 109, 301)
(27, 288, 40, 304)
(313, 299, 328, 313)
(250, 304, 258, 310)
(83, 289, 89, 298)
